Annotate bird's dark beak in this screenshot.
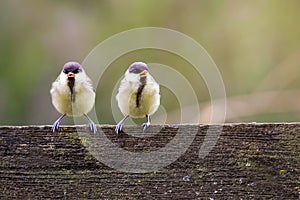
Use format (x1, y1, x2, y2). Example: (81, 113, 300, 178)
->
(139, 70, 147, 77)
(67, 72, 76, 78)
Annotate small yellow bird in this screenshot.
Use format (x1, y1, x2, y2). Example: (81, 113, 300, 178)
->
(50, 61, 97, 133)
(115, 62, 160, 134)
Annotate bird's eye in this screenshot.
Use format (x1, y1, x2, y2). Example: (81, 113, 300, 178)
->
(131, 68, 144, 74)
(73, 68, 82, 74)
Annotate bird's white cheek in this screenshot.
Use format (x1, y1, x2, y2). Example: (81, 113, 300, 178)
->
(59, 73, 68, 81)
(75, 74, 86, 82)
(126, 73, 140, 82)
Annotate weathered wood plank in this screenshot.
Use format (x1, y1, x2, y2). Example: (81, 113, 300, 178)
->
(0, 124, 299, 199)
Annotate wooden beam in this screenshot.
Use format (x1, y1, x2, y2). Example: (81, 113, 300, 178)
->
(0, 124, 299, 199)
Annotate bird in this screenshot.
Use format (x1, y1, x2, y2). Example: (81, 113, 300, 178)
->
(115, 62, 160, 135)
(50, 61, 97, 133)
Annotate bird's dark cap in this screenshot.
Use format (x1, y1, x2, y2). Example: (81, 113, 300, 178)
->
(128, 62, 148, 74)
(63, 61, 83, 74)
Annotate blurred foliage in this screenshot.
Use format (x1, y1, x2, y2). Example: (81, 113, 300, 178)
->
(1, 0, 300, 125)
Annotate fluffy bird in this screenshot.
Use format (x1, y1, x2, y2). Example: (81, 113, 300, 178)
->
(115, 62, 160, 134)
(50, 61, 97, 133)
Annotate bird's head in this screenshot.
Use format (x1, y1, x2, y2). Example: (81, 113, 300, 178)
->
(60, 61, 86, 82)
(125, 62, 148, 82)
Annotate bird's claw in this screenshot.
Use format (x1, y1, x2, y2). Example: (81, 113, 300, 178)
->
(142, 122, 150, 132)
(84, 114, 97, 134)
(115, 122, 123, 135)
(115, 115, 129, 136)
(51, 114, 66, 133)
(89, 122, 97, 134)
(51, 121, 60, 132)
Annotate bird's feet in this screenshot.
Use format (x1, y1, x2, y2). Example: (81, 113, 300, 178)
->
(51, 114, 66, 133)
(115, 121, 124, 135)
(52, 120, 60, 132)
(142, 115, 151, 132)
(142, 121, 150, 132)
(84, 114, 97, 134)
(88, 121, 97, 134)
(115, 115, 129, 135)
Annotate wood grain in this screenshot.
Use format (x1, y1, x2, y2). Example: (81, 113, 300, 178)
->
(0, 124, 299, 199)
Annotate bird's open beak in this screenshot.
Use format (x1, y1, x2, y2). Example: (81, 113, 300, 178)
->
(139, 70, 147, 77)
(67, 72, 76, 78)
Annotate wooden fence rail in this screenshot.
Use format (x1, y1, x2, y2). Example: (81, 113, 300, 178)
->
(0, 124, 299, 199)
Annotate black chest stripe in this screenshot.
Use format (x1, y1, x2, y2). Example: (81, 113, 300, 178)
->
(68, 77, 76, 103)
(136, 76, 147, 107)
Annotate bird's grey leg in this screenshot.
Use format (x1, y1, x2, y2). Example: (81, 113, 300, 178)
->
(142, 115, 151, 132)
(115, 115, 129, 135)
(52, 114, 66, 132)
(84, 114, 97, 134)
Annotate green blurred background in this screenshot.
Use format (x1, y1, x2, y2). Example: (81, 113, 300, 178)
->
(1, 0, 300, 125)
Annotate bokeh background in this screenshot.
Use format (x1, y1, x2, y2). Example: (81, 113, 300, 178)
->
(1, 0, 300, 125)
